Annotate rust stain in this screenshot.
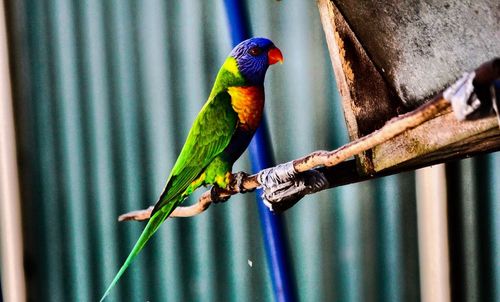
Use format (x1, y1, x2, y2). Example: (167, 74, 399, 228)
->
(334, 29, 355, 84)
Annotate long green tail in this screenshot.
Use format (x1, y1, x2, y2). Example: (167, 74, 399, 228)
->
(99, 199, 180, 301)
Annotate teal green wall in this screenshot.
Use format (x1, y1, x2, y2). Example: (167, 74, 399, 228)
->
(446, 156, 500, 302)
(7, 0, 497, 302)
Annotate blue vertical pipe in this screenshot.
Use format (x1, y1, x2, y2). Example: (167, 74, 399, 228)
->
(223, 1, 296, 301)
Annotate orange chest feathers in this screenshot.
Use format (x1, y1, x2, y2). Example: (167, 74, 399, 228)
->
(227, 86, 265, 131)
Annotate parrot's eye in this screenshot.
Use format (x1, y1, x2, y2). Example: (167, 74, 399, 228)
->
(248, 46, 262, 56)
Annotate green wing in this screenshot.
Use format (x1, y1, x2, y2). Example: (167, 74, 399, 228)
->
(100, 90, 238, 301)
(153, 89, 238, 212)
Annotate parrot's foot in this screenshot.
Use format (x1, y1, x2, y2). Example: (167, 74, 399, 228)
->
(228, 171, 254, 193)
(211, 186, 231, 203)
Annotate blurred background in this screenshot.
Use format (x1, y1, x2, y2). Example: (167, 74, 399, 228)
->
(0, 0, 498, 301)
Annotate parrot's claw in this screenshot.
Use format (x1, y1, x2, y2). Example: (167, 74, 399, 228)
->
(210, 186, 230, 203)
(229, 171, 254, 193)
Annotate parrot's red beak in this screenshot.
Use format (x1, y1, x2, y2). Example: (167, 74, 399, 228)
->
(268, 47, 283, 65)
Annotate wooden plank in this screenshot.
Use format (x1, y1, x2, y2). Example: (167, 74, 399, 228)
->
(318, 0, 403, 174)
(318, 0, 500, 174)
(373, 113, 500, 171)
(331, 0, 500, 107)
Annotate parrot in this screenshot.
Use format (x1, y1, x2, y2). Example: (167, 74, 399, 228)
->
(100, 37, 283, 301)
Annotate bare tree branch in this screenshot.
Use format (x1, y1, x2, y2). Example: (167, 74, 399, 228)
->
(119, 96, 450, 221)
(291, 96, 450, 171)
(119, 58, 499, 221)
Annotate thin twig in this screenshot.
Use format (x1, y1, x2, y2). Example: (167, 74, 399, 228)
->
(118, 190, 219, 221)
(119, 96, 450, 221)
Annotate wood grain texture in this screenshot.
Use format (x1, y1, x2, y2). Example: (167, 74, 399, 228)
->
(333, 0, 500, 107)
(318, 0, 404, 174)
(318, 0, 500, 174)
(373, 114, 500, 171)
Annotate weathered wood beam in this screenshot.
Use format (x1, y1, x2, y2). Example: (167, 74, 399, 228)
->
(318, 0, 500, 174)
(317, 0, 403, 174)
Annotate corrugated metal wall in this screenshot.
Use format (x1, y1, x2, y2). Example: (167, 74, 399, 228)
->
(446, 155, 500, 302)
(5, 0, 497, 301)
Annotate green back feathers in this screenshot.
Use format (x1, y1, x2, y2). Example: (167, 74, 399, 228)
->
(100, 56, 243, 301)
(152, 90, 238, 213)
(152, 56, 244, 213)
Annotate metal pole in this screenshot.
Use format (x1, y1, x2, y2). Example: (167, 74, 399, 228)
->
(223, 1, 296, 301)
(0, 0, 27, 300)
(416, 165, 451, 302)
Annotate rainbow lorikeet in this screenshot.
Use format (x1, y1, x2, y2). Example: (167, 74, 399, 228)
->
(100, 37, 283, 301)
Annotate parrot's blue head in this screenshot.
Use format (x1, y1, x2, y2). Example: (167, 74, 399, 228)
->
(230, 37, 283, 85)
